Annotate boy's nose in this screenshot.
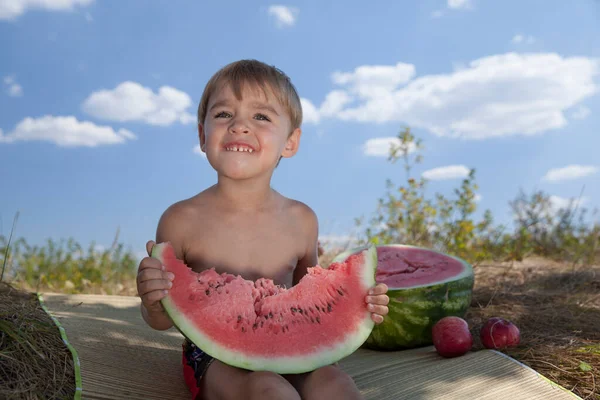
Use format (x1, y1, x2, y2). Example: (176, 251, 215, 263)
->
(229, 120, 250, 134)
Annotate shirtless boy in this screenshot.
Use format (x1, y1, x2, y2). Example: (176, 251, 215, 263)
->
(136, 60, 390, 400)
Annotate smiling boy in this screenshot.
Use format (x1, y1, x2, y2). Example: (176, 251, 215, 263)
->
(136, 60, 389, 400)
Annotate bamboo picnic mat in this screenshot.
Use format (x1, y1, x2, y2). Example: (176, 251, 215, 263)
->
(40, 293, 581, 400)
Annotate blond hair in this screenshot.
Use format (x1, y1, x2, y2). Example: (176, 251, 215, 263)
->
(197, 60, 303, 131)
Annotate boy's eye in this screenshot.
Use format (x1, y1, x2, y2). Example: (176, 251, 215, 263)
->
(215, 111, 231, 118)
(254, 113, 270, 121)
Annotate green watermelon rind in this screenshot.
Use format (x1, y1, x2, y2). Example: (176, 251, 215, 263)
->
(332, 244, 474, 351)
(152, 244, 377, 374)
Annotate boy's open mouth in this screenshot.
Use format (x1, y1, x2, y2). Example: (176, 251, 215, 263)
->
(223, 142, 256, 153)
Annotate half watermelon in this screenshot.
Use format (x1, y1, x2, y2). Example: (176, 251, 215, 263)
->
(151, 242, 377, 373)
(332, 244, 474, 351)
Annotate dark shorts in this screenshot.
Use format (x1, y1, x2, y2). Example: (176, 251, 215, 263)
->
(182, 338, 215, 399)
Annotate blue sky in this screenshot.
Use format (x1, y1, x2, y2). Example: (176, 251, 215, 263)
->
(1, 0, 599, 259)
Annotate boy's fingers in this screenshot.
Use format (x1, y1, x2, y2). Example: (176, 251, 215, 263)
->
(369, 283, 388, 295)
(365, 295, 389, 306)
(141, 290, 168, 307)
(371, 313, 384, 324)
(146, 240, 156, 257)
(139, 280, 172, 296)
(367, 304, 389, 316)
(138, 269, 174, 284)
(138, 257, 163, 272)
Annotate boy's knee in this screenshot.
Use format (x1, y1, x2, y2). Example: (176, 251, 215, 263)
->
(246, 371, 299, 400)
(310, 365, 354, 387)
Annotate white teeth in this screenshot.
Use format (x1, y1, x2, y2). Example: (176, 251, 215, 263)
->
(226, 146, 254, 152)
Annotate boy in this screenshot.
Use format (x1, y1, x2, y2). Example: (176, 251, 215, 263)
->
(136, 60, 389, 400)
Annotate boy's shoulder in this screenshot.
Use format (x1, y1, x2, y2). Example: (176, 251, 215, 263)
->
(160, 192, 210, 220)
(281, 196, 318, 235)
(155, 190, 214, 245)
(286, 198, 317, 219)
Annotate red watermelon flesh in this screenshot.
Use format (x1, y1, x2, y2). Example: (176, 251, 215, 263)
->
(375, 246, 465, 288)
(152, 242, 377, 373)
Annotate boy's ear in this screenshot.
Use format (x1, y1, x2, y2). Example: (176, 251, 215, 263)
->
(281, 128, 302, 158)
(198, 123, 206, 152)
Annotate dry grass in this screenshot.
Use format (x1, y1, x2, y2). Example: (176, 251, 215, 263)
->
(465, 257, 600, 399)
(0, 282, 75, 399)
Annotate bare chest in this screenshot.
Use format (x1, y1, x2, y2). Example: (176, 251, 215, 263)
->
(184, 214, 304, 287)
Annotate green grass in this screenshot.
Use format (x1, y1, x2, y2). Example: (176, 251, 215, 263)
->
(0, 234, 138, 295)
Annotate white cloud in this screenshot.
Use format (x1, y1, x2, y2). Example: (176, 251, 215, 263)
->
(307, 53, 598, 139)
(267, 5, 298, 28)
(432, 0, 471, 18)
(319, 235, 359, 249)
(193, 144, 206, 158)
(8, 83, 22, 96)
(362, 137, 416, 157)
(319, 90, 353, 117)
(474, 193, 483, 202)
(0, 0, 94, 21)
(542, 165, 598, 182)
(3, 75, 23, 97)
(447, 0, 472, 10)
(422, 165, 470, 180)
(549, 195, 589, 212)
(571, 105, 590, 120)
(82, 81, 195, 126)
(512, 34, 536, 44)
(0, 115, 135, 147)
(84, 11, 92, 21)
(300, 98, 320, 124)
(332, 63, 416, 98)
(302, 63, 415, 124)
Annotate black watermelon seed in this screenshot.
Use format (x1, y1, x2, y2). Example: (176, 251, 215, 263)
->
(337, 288, 344, 296)
(316, 316, 320, 324)
(237, 315, 242, 323)
(327, 303, 332, 312)
(205, 289, 210, 296)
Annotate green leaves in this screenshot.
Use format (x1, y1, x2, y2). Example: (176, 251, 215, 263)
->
(356, 127, 489, 262)
(0, 234, 138, 295)
(578, 361, 592, 372)
(355, 126, 599, 266)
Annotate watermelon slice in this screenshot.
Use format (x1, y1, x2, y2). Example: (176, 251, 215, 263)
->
(151, 242, 377, 373)
(332, 244, 474, 351)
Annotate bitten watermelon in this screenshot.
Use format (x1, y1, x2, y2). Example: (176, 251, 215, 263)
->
(151, 242, 377, 374)
(332, 244, 474, 351)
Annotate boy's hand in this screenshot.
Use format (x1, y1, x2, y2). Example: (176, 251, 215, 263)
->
(136, 240, 174, 314)
(365, 283, 389, 324)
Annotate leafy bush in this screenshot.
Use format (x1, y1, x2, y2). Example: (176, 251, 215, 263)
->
(354, 127, 600, 266)
(0, 234, 138, 295)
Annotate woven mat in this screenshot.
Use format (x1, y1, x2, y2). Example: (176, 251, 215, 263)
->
(40, 293, 580, 400)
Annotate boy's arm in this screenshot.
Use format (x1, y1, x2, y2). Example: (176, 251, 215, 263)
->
(292, 204, 319, 286)
(140, 204, 189, 330)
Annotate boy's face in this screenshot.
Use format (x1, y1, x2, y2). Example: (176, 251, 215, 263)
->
(199, 82, 301, 181)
